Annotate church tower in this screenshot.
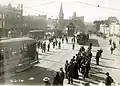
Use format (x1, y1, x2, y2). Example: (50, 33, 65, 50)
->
(58, 3, 64, 30)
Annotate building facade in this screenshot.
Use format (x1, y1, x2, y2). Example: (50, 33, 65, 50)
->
(0, 3, 23, 37)
(99, 17, 120, 36)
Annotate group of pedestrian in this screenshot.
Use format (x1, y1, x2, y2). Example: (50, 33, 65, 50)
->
(37, 41, 50, 53)
(53, 38, 61, 49)
(64, 44, 94, 84)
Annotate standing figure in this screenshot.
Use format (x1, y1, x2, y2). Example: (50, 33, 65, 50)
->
(42, 42, 44, 53)
(68, 62, 74, 84)
(53, 42, 55, 48)
(58, 41, 61, 49)
(113, 41, 116, 49)
(47, 43, 50, 52)
(72, 43, 75, 50)
(105, 72, 114, 86)
(95, 50, 101, 65)
(73, 35, 75, 43)
(109, 39, 112, 45)
(65, 60, 69, 79)
(43, 42, 46, 53)
(59, 68, 65, 86)
(55, 39, 58, 46)
(53, 72, 60, 86)
(66, 37, 68, 43)
(110, 46, 114, 54)
(89, 43, 92, 50)
(38, 41, 40, 48)
(62, 37, 64, 43)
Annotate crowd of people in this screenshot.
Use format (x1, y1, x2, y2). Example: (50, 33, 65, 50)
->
(40, 35, 117, 86)
(37, 35, 74, 54)
(64, 44, 95, 84)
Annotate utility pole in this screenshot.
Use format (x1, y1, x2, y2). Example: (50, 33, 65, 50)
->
(20, 4, 23, 36)
(0, 13, 4, 38)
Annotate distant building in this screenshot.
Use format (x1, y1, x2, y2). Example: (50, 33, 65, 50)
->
(23, 14, 47, 30)
(57, 4, 85, 33)
(84, 22, 94, 32)
(100, 23, 120, 36)
(108, 17, 119, 24)
(71, 12, 84, 32)
(47, 18, 57, 29)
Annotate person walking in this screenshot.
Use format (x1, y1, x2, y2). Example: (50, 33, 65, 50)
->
(105, 72, 114, 86)
(59, 68, 65, 86)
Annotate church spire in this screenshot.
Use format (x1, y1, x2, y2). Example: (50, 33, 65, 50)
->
(59, 2, 63, 15)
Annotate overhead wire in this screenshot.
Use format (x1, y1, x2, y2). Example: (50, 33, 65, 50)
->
(24, 7, 57, 16)
(24, 0, 60, 8)
(75, 1, 120, 12)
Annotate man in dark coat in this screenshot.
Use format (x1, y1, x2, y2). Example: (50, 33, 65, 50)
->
(53, 42, 55, 48)
(65, 60, 69, 79)
(113, 41, 116, 49)
(105, 72, 114, 86)
(73, 62, 79, 79)
(110, 46, 114, 54)
(109, 39, 112, 45)
(95, 50, 101, 65)
(68, 62, 74, 84)
(58, 41, 61, 49)
(43, 42, 46, 53)
(47, 43, 50, 52)
(66, 37, 68, 43)
(53, 72, 60, 86)
(72, 43, 75, 50)
(59, 68, 64, 86)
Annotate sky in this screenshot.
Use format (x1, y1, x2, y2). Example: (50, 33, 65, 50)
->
(1, 0, 120, 22)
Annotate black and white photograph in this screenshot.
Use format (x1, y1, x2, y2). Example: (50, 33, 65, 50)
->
(0, 0, 120, 86)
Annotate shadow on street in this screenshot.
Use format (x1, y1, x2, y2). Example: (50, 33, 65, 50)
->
(4, 66, 56, 85)
(99, 64, 120, 70)
(101, 57, 115, 61)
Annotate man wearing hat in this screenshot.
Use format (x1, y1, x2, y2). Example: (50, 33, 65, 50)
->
(43, 77, 51, 86)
